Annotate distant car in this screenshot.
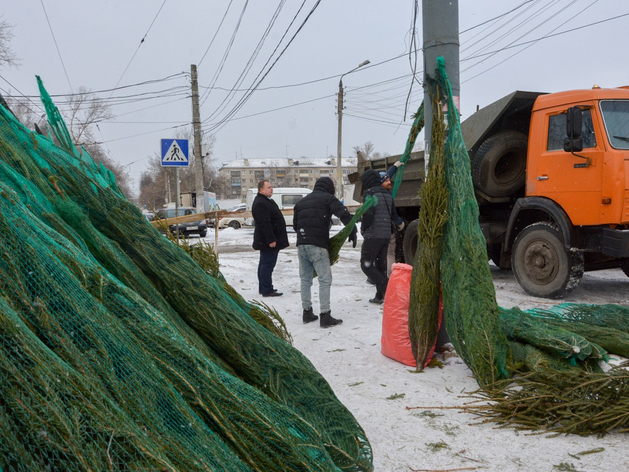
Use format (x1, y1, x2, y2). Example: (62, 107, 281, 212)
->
(230, 203, 247, 212)
(155, 207, 208, 238)
(218, 204, 247, 229)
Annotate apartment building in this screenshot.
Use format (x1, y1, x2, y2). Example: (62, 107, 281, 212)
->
(219, 157, 358, 200)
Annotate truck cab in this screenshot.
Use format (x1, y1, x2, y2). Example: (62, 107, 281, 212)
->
(354, 87, 629, 298)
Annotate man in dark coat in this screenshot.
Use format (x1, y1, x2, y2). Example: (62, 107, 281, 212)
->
(293, 177, 357, 328)
(380, 162, 405, 275)
(360, 169, 401, 304)
(252, 180, 289, 297)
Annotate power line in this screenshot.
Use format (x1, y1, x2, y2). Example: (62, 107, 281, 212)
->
(199, 0, 251, 108)
(460, 0, 538, 34)
(197, 0, 237, 68)
(201, 0, 290, 122)
(91, 123, 189, 145)
(463, 8, 628, 62)
(0, 75, 46, 116)
(200, 92, 334, 130)
(462, 1, 601, 84)
(39, 0, 73, 93)
(203, 1, 325, 133)
(110, 0, 169, 93)
(461, 0, 549, 59)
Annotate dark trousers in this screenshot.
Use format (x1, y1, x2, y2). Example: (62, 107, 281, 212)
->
(258, 249, 280, 295)
(360, 238, 390, 299)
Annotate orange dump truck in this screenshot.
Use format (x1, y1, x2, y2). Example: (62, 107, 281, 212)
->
(354, 87, 629, 298)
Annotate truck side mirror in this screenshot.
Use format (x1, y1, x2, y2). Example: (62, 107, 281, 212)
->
(564, 107, 583, 152)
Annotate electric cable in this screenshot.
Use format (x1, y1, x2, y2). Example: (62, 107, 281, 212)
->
(39, 0, 73, 93)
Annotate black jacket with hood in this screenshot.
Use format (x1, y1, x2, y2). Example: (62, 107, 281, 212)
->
(293, 177, 353, 250)
(360, 169, 399, 240)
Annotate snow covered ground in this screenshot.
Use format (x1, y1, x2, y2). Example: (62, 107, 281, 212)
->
(195, 224, 629, 472)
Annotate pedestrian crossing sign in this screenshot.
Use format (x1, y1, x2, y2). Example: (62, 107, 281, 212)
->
(161, 139, 189, 167)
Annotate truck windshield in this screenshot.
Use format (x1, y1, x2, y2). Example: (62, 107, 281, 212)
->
(600, 100, 629, 150)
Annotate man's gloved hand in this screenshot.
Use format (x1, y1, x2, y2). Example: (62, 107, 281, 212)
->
(349, 228, 358, 248)
(397, 221, 405, 232)
(393, 160, 404, 168)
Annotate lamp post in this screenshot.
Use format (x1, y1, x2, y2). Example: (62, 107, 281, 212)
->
(336, 60, 370, 200)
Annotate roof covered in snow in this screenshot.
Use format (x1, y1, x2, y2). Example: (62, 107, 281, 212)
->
(220, 157, 358, 170)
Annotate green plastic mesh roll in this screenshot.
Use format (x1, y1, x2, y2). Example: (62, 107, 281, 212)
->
(0, 77, 373, 472)
(434, 58, 511, 386)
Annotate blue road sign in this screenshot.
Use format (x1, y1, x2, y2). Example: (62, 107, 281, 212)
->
(161, 139, 189, 167)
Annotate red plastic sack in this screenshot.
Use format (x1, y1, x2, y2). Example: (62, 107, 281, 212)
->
(381, 263, 442, 367)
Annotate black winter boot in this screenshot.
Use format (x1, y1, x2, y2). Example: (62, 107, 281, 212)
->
(319, 311, 342, 328)
(303, 307, 318, 324)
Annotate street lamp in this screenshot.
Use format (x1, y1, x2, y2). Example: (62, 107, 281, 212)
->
(337, 59, 370, 200)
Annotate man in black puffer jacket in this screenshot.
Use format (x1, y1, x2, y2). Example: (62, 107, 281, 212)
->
(360, 169, 401, 304)
(293, 177, 357, 328)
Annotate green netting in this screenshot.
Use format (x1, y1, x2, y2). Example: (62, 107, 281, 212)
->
(500, 308, 608, 364)
(400, 58, 629, 434)
(433, 57, 511, 386)
(531, 319, 629, 359)
(0, 79, 373, 471)
(390, 102, 424, 199)
(408, 92, 446, 371)
(328, 195, 377, 268)
(531, 303, 629, 333)
(508, 341, 583, 374)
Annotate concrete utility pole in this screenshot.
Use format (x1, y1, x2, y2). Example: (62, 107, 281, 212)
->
(191, 64, 205, 212)
(336, 82, 344, 200)
(422, 0, 460, 171)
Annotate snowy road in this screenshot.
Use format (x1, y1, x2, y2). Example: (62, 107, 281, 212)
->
(204, 226, 629, 472)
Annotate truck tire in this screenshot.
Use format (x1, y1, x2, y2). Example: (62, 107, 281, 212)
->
(472, 130, 527, 198)
(511, 222, 584, 298)
(402, 219, 419, 264)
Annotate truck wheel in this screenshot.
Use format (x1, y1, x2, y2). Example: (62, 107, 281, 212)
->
(402, 219, 419, 264)
(472, 130, 527, 198)
(511, 222, 584, 298)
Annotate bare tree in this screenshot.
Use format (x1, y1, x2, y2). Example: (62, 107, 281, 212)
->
(5, 88, 133, 199)
(0, 19, 19, 69)
(353, 141, 375, 159)
(60, 87, 136, 198)
(66, 86, 114, 146)
(4, 95, 48, 132)
(353, 141, 387, 161)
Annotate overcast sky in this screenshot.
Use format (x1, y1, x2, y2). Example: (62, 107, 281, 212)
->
(2, 0, 629, 191)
